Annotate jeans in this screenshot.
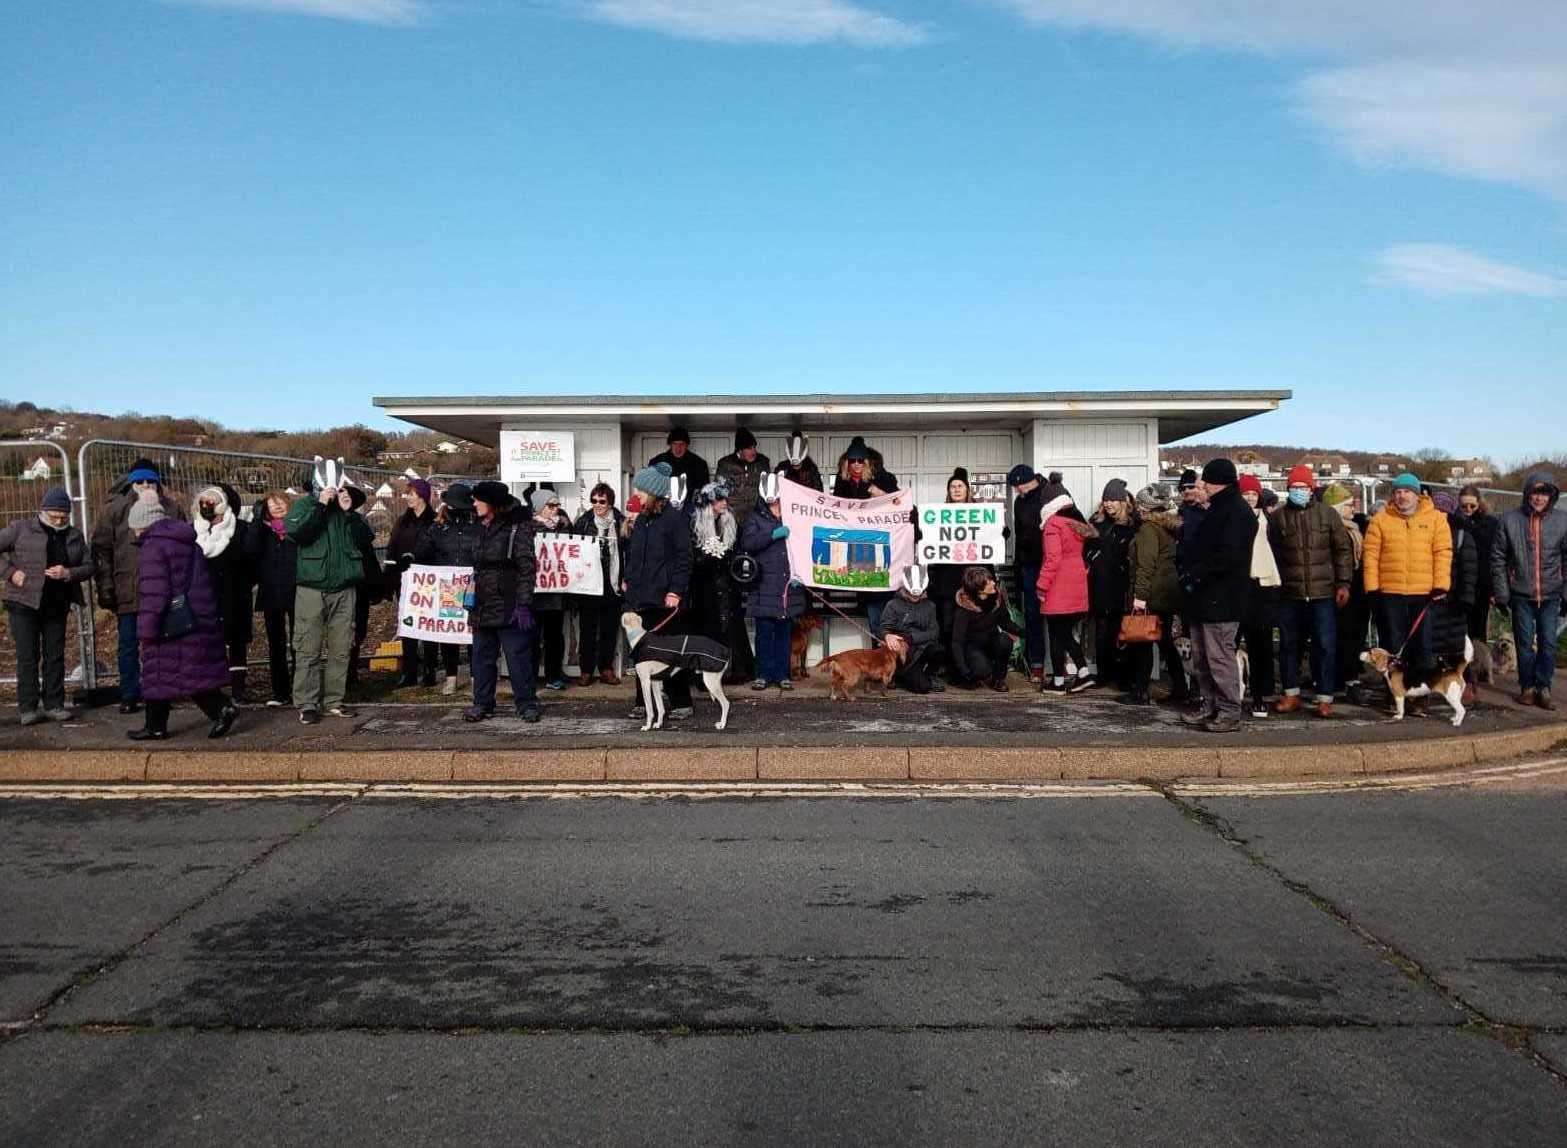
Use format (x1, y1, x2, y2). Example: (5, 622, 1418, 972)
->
(292, 586, 356, 713)
(1016, 563, 1047, 670)
(7, 603, 69, 713)
(472, 623, 538, 715)
(117, 611, 141, 702)
(578, 593, 623, 676)
(1192, 621, 1242, 720)
(754, 616, 792, 684)
(1278, 598, 1339, 700)
(1512, 596, 1561, 692)
(1375, 593, 1433, 679)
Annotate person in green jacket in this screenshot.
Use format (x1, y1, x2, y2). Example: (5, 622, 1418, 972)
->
(285, 482, 368, 724)
(1124, 485, 1189, 706)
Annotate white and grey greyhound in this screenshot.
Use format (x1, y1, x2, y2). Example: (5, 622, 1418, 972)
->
(621, 612, 732, 732)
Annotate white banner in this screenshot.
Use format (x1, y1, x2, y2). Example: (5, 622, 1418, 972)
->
(500, 429, 576, 483)
(397, 565, 474, 646)
(916, 503, 1005, 565)
(534, 531, 604, 596)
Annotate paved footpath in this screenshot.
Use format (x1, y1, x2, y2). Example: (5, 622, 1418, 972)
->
(2, 763, 1565, 1144)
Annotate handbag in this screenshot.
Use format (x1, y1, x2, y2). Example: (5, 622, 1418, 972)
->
(1117, 610, 1162, 646)
(160, 554, 199, 641)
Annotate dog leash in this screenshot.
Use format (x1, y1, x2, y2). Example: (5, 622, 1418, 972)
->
(798, 583, 885, 647)
(1391, 603, 1433, 667)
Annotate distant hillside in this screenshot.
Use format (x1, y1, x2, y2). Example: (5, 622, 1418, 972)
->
(0, 400, 497, 478)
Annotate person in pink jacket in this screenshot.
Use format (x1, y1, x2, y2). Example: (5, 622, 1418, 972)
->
(1035, 485, 1099, 692)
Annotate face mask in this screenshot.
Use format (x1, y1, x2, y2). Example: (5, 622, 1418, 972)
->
(1287, 489, 1310, 508)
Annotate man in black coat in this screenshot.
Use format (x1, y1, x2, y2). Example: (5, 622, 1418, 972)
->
(1180, 458, 1256, 733)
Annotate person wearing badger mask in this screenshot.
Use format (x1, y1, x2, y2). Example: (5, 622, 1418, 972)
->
(775, 432, 823, 492)
(878, 564, 943, 694)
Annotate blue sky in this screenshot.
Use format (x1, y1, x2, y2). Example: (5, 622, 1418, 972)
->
(3, 0, 1563, 462)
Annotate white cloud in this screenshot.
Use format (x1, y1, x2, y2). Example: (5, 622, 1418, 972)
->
(996, 1, 1567, 199)
(171, 0, 425, 25)
(1375, 244, 1566, 298)
(582, 0, 927, 46)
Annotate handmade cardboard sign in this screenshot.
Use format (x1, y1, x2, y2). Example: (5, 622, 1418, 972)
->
(916, 503, 1004, 565)
(534, 531, 604, 596)
(779, 477, 916, 591)
(397, 564, 474, 646)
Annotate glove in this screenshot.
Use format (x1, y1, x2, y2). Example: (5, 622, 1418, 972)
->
(511, 604, 536, 633)
(1334, 586, 1350, 609)
(771, 525, 789, 540)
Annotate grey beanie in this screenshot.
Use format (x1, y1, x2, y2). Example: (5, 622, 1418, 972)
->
(1101, 478, 1130, 504)
(633, 462, 673, 499)
(127, 498, 167, 532)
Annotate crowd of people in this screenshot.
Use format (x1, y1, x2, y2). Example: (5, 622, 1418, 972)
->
(3, 440, 1564, 736)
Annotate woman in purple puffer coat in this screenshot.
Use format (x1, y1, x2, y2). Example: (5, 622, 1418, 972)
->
(127, 498, 237, 741)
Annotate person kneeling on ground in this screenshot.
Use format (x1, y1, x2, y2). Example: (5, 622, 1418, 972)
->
(879, 564, 943, 694)
(464, 481, 541, 724)
(950, 566, 1020, 692)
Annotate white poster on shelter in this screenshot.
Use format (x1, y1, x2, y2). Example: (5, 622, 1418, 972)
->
(501, 430, 576, 483)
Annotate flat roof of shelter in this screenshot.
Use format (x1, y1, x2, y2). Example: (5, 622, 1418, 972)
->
(374, 389, 1291, 445)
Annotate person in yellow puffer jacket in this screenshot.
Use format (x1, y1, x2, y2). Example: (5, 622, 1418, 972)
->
(1364, 473, 1453, 680)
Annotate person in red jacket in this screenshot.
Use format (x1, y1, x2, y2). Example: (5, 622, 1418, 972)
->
(1036, 485, 1098, 692)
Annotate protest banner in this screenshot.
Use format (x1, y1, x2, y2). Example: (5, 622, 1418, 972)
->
(916, 503, 1005, 565)
(397, 564, 474, 646)
(778, 477, 916, 591)
(534, 531, 604, 596)
(500, 429, 575, 482)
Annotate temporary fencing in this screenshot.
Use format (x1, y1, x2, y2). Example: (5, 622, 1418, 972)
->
(0, 440, 94, 691)
(70, 440, 469, 694)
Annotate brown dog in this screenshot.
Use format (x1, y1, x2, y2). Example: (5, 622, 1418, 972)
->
(1361, 636, 1472, 727)
(818, 643, 904, 701)
(790, 613, 823, 679)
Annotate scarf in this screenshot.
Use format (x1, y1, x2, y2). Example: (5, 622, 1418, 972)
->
(194, 505, 237, 559)
(592, 511, 621, 589)
(1250, 508, 1281, 588)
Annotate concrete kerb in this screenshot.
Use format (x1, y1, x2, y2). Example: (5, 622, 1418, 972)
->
(0, 723, 1563, 784)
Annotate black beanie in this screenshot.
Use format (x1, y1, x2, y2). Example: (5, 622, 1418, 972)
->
(1201, 458, 1238, 487)
(667, 426, 690, 445)
(735, 427, 757, 451)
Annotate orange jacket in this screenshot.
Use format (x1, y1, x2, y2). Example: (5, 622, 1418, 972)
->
(1363, 496, 1453, 596)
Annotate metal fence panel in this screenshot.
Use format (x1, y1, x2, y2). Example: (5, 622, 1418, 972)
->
(0, 440, 96, 696)
(73, 440, 472, 693)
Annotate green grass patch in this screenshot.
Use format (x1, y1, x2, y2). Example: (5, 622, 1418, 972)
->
(813, 566, 890, 590)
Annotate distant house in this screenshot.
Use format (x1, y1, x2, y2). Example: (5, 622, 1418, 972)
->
(19, 457, 52, 481)
(1234, 449, 1271, 477)
(1447, 458, 1493, 482)
(1298, 453, 1352, 478)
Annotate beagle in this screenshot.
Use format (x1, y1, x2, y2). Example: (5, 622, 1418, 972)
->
(1360, 636, 1472, 727)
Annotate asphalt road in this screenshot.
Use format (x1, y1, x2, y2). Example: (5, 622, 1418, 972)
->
(2, 772, 1565, 1145)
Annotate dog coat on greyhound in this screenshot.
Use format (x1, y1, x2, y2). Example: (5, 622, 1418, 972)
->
(629, 633, 731, 678)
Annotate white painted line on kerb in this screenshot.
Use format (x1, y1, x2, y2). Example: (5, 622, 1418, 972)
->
(0, 758, 1563, 801)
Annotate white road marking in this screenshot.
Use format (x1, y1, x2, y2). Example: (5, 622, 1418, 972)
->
(0, 757, 1562, 801)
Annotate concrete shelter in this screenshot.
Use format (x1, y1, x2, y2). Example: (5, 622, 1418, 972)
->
(375, 389, 1290, 511)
